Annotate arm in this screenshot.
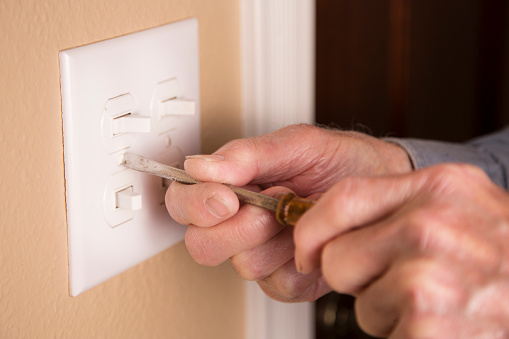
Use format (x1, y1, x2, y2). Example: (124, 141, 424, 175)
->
(166, 124, 509, 337)
(385, 126, 509, 189)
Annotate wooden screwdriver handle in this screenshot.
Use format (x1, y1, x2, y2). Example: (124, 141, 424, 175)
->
(276, 193, 316, 226)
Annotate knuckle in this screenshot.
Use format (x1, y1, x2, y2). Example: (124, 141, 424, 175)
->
(279, 123, 318, 136)
(184, 227, 224, 266)
(400, 261, 462, 315)
(258, 273, 324, 303)
(334, 176, 363, 196)
(170, 182, 238, 227)
(262, 263, 317, 302)
(329, 177, 364, 209)
(405, 283, 431, 314)
(326, 177, 375, 225)
(402, 212, 439, 254)
(232, 214, 260, 248)
(271, 277, 306, 301)
(427, 164, 490, 192)
(400, 205, 463, 256)
(230, 255, 268, 281)
(232, 207, 277, 247)
(456, 163, 490, 181)
(220, 137, 257, 159)
(321, 243, 356, 294)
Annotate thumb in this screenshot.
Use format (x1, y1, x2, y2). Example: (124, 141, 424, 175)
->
(183, 125, 333, 186)
(294, 169, 434, 274)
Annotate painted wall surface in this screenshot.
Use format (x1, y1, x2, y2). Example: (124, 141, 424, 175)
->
(0, 0, 244, 337)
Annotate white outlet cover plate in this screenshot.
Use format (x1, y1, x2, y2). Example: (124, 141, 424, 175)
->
(59, 19, 200, 296)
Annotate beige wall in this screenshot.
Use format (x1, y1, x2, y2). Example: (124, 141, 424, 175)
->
(0, 0, 244, 337)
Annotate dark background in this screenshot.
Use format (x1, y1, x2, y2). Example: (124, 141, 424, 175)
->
(314, 0, 509, 338)
(315, 0, 509, 141)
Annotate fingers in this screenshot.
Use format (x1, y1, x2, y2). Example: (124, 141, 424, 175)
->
(295, 164, 509, 336)
(166, 181, 239, 227)
(354, 259, 463, 337)
(297, 164, 504, 277)
(319, 221, 397, 295)
(358, 260, 502, 339)
(294, 174, 426, 274)
(231, 226, 331, 302)
(184, 125, 413, 193)
(183, 125, 342, 191)
(230, 226, 295, 281)
(173, 181, 333, 302)
(185, 204, 284, 266)
(257, 260, 331, 302)
(182, 186, 293, 266)
(294, 164, 484, 274)
(320, 205, 502, 296)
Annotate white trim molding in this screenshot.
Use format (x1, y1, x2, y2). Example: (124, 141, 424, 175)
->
(245, 282, 314, 339)
(241, 1, 316, 339)
(241, 0, 315, 138)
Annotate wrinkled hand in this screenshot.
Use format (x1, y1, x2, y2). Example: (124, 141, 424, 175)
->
(295, 164, 509, 338)
(165, 124, 411, 302)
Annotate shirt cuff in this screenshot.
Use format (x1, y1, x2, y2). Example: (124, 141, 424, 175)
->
(383, 137, 507, 189)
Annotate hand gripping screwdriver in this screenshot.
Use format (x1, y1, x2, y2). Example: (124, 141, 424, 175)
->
(122, 153, 315, 226)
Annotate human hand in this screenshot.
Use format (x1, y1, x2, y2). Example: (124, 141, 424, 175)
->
(165, 124, 412, 301)
(295, 163, 509, 338)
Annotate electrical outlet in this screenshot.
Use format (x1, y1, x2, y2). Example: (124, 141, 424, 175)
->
(59, 19, 200, 296)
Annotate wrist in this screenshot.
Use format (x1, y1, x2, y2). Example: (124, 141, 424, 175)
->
(377, 139, 414, 175)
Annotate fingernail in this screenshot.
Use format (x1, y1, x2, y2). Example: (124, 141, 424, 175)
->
(295, 258, 304, 274)
(186, 154, 224, 162)
(205, 196, 233, 218)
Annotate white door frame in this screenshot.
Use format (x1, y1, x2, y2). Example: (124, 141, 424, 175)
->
(241, 0, 315, 137)
(240, 1, 316, 339)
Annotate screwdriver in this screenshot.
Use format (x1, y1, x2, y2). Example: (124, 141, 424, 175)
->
(122, 153, 315, 226)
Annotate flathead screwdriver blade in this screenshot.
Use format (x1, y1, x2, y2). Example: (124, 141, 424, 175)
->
(122, 153, 198, 185)
(122, 153, 279, 212)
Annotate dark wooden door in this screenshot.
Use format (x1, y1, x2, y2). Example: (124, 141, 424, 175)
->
(315, 0, 509, 141)
(315, 1, 509, 338)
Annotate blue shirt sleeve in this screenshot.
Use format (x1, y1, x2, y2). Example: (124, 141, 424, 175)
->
(384, 126, 509, 190)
